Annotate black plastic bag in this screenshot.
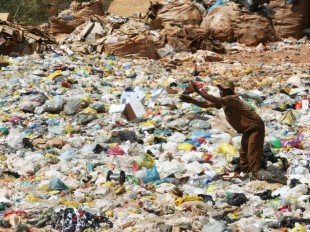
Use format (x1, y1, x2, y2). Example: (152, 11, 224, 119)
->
(226, 193, 247, 206)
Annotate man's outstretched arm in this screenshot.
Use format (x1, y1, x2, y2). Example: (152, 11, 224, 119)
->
(190, 82, 221, 104)
(180, 94, 221, 109)
(197, 90, 221, 104)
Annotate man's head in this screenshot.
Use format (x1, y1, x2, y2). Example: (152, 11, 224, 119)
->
(216, 81, 235, 96)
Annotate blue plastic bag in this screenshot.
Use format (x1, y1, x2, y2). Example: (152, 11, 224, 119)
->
(185, 139, 201, 147)
(143, 166, 160, 184)
(155, 130, 172, 136)
(190, 131, 211, 139)
(208, 0, 226, 13)
(49, 178, 68, 191)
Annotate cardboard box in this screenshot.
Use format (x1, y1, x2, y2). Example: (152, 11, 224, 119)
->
(0, 13, 12, 22)
(122, 99, 146, 121)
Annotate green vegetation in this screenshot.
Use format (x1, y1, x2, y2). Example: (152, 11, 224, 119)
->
(0, 0, 112, 25)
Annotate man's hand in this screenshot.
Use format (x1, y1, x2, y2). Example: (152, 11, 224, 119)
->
(185, 85, 195, 94)
(180, 94, 194, 104)
(190, 81, 205, 94)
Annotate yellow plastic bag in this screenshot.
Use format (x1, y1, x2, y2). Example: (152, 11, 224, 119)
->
(115, 186, 126, 195)
(103, 181, 115, 188)
(144, 92, 152, 101)
(13, 91, 20, 96)
(139, 120, 155, 127)
(178, 142, 194, 151)
(105, 209, 114, 218)
(80, 96, 93, 105)
(45, 153, 58, 159)
(47, 114, 60, 119)
(136, 153, 155, 169)
(215, 143, 238, 155)
(207, 184, 219, 193)
(48, 190, 60, 196)
(0, 115, 10, 122)
(104, 143, 118, 147)
(83, 229, 95, 232)
(48, 71, 63, 80)
(291, 224, 306, 232)
(174, 196, 204, 206)
(64, 124, 75, 134)
(9, 108, 23, 113)
(227, 211, 239, 220)
(82, 107, 97, 114)
(25, 194, 39, 202)
(58, 199, 80, 208)
(38, 184, 50, 191)
(279, 110, 296, 126)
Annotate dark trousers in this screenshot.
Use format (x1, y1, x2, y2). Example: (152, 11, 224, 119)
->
(239, 124, 265, 173)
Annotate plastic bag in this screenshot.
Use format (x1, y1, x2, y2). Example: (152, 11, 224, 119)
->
(106, 146, 125, 156)
(190, 131, 211, 139)
(189, 119, 211, 130)
(155, 130, 172, 136)
(281, 134, 304, 148)
(143, 166, 160, 184)
(202, 221, 227, 232)
(239, 92, 263, 104)
(166, 118, 189, 129)
(174, 196, 204, 206)
(215, 143, 238, 155)
(0, 127, 9, 135)
(225, 192, 247, 206)
(90, 102, 106, 113)
(35, 96, 64, 114)
(291, 224, 307, 232)
(178, 142, 194, 151)
(136, 153, 155, 169)
(64, 98, 81, 115)
(208, 0, 226, 13)
(270, 139, 282, 148)
(279, 110, 296, 125)
(243, 0, 261, 12)
(48, 70, 62, 80)
(6, 128, 24, 149)
(167, 132, 187, 143)
(184, 139, 201, 147)
(58, 150, 77, 160)
(49, 178, 68, 191)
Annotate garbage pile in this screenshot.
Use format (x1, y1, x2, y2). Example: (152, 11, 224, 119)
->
(0, 37, 309, 231)
(42, 0, 226, 59)
(0, 14, 54, 56)
(39, 0, 310, 58)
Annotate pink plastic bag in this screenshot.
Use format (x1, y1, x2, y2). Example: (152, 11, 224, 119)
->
(281, 134, 304, 148)
(106, 146, 125, 156)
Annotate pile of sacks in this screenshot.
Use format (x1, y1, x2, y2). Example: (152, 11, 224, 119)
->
(38, 0, 310, 58)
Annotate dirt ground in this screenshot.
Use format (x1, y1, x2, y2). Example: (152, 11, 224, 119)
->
(226, 42, 310, 65)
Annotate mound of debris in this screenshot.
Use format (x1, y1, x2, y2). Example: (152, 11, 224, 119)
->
(0, 14, 54, 56)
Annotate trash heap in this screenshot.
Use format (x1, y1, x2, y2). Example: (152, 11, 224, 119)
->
(0, 36, 309, 231)
(0, 14, 54, 56)
(39, 0, 310, 59)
